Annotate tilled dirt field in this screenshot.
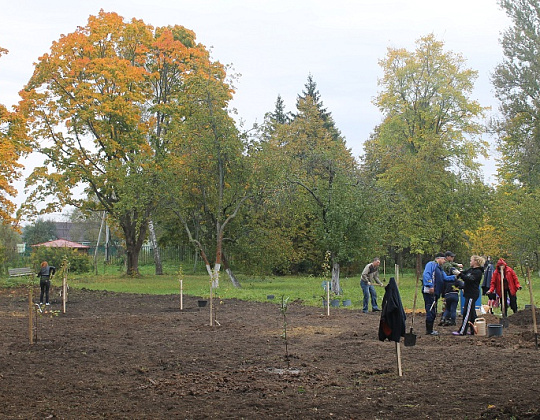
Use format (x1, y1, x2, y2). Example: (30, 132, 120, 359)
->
(1, 286, 539, 419)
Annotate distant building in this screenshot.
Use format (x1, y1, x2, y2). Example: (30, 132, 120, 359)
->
(53, 221, 100, 246)
(32, 239, 90, 253)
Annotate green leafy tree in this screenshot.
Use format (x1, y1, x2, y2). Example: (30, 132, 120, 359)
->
(263, 92, 367, 292)
(363, 34, 488, 258)
(160, 63, 248, 288)
(490, 0, 540, 265)
(22, 218, 57, 246)
(0, 223, 21, 270)
(493, 0, 540, 187)
(21, 11, 228, 275)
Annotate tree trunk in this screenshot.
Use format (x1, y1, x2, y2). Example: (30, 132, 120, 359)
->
(331, 259, 341, 295)
(126, 246, 141, 276)
(104, 223, 110, 263)
(212, 229, 224, 289)
(94, 211, 106, 275)
(121, 213, 148, 276)
(222, 251, 241, 288)
(148, 219, 163, 275)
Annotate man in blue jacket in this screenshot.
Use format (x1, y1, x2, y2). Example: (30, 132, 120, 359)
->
(422, 253, 458, 335)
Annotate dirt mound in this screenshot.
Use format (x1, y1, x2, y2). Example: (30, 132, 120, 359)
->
(508, 307, 540, 327)
(1, 287, 539, 419)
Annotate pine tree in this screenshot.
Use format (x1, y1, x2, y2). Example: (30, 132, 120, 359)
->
(296, 74, 343, 142)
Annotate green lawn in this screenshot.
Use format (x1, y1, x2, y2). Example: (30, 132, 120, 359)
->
(2, 264, 539, 313)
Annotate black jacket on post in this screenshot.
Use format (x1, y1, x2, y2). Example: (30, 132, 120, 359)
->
(378, 277, 406, 342)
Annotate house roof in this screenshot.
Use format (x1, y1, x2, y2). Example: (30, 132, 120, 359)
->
(32, 238, 90, 249)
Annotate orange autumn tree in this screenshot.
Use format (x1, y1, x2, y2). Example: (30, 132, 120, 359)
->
(0, 47, 30, 226)
(21, 11, 229, 275)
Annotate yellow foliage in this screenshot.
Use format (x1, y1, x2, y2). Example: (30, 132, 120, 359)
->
(465, 224, 503, 257)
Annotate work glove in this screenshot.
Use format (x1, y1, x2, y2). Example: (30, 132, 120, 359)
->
(452, 269, 461, 276)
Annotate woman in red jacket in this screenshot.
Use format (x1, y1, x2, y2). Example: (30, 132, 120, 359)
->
(487, 258, 521, 316)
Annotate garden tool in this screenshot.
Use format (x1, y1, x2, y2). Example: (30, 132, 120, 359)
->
(404, 255, 421, 347)
(500, 266, 509, 328)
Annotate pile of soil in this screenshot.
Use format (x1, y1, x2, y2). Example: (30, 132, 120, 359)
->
(1, 286, 539, 419)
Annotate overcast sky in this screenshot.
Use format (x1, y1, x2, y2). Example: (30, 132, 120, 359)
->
(1, 0, 511, 216)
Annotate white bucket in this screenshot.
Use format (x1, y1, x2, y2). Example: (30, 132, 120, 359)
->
(474, 318, 486, 336)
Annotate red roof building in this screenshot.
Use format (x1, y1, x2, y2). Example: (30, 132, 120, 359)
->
(32, 238, 90, 252)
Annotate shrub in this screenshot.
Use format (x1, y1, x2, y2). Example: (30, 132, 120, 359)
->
(31, 247, 91, 273)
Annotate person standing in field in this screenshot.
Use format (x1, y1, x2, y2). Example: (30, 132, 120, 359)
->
(422, 253, 457, 335)
(38, 261, 56, 306)
(453, 255, 485, 336)
(487, 258, 521, 316)
(361, 258, 384, 313)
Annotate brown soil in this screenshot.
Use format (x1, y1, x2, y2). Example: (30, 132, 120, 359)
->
(1, 287, 539, 419)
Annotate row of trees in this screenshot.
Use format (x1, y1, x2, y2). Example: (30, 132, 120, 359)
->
(1, 1, 540, 285)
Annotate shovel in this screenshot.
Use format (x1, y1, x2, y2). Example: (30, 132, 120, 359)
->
(500, 266, 509, 328)
(404, 255, 421, 347)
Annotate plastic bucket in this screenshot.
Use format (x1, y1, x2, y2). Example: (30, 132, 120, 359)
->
(487, 324, 503, 337)
(474, 318, 486, 336)
(330, 299, 340, 308)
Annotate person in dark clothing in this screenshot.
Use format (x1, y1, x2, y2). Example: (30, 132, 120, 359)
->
(378, 277, 406, 342)
(38, 261, 56, 305)
(440, 278, 460, 326)
(481, 256, 494, 296)
(453, 255, 485, 336)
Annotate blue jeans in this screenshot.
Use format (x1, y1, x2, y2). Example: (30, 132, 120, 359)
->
(361, 282, 379, 312)
(443, 292, 459, 322)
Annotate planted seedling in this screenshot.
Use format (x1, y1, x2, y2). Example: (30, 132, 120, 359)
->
(33, 303, 60, 343)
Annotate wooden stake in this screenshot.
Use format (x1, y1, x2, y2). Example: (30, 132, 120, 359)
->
(28, 287, 33, 345)
(209, 272, 214, 327)
(180, 279, 183, 311)
(62, 271, 67, 314)
(395, 341, 402, 377)
(326, 281, 330, 316)
(527, 267, 538, 349)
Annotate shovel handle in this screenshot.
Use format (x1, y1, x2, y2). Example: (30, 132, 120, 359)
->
(500, 266, 506, 316)
(410, 255, 421, 330)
